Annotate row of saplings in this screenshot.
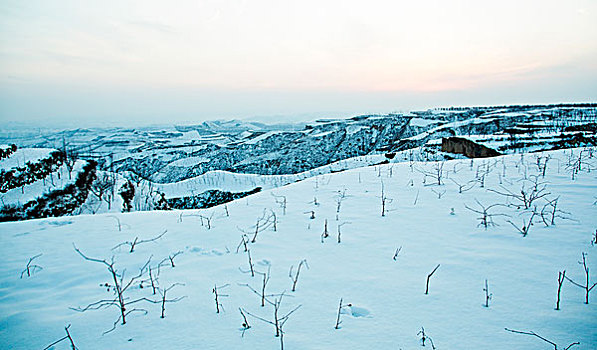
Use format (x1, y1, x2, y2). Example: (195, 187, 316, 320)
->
(0, 149, 68, 193)
(0, 161, 97, 221)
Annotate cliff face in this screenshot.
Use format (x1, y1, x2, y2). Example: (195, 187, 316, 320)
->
(441, 137, 501, 158)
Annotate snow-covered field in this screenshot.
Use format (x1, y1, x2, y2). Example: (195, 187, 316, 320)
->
(1, 148, 596, 349)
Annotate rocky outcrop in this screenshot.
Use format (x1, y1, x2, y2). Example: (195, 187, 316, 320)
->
(441, 137, 501, 158)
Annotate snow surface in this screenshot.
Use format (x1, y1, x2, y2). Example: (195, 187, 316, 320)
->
(409, 118, 442, 127)
(243, 131, 291, 145)
(1, 148, 596, 349)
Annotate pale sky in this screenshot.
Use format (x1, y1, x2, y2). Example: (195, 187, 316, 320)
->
(1, 0, 596, 126)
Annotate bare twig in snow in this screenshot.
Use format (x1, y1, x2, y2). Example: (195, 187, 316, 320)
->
(504, 328, 579, 350)
(425, 264, 440, 295)
(20, 253, 43, 278)
(564, 252, 597, 304)
(289, 259, 309, 292)
(112, 230, 167, 253)
(43, 324, 77, 350)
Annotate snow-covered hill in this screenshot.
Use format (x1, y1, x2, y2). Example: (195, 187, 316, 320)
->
(3, 105, 595, 185)
(1, 147, 595, 349)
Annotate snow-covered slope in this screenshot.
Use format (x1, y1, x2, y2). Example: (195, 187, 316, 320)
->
(4, 105, 594, 185)
(1, 147, 595, 349)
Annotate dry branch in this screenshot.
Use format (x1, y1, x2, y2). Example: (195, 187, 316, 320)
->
(505, 328, 579, 350)
(289, 259, 309, 292)
(425, 264, 440, 295)
(43, 324, 77, 350)
(112, 230, 167, 253)
(20, 253, 43, 278)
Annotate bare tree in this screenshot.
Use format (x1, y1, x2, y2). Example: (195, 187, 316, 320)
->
(321, 219, 329, 242)
(239, 249, 255, 277)
(43, 324, 77, 350)
(213, 283, 230, 313)
(380, 182, 393, 217)
(243, 293, 301, 350)
(61, 136, 78, 180)
(483, 279, 492, 308)
(475, 163, 490, 188)
(417, 327, 436, 349)
(20, 253, 43, 278)
(272, 193, 287, 215)
(238, 209, 276, 243)
(535, 155, 551, 178)
(144, 265, 159, 295)
(240, 266, 273, 307)
(239, 307, 251, 336)
(556, 270, 565, 310)
(270, 209, 278, 232)
(464, 199, 506, 230)
(158, 251, 183, 269)
(335, 189, 347, 218)
(334, 298, 348, 329)
(108, 215, 122, 232)
(565, 149, 588, 180)
(393, 246, 402, 261)
(71, 245, 154, 333)
(504, 328, 579, 350)
(236, 234, 249, 253)
(337, 222, 350, 243)
(289, 259, 309, 292)
(425, 264, 440, 295)
(488, 176, 550, 210)
(539, 197, 573, 227)
(199, 212, 215, 230)
(431, 188, 446, 199)
(417, 161, 445, 186)
(507, 210, 537, 237)
(90, 173, 116, 210)
(413, 189, 420, 206)
(450, 178, 475, 194)
(564, 252, 597, 304)
(158, 283, 186, 318)
(112, 230, 167, 253)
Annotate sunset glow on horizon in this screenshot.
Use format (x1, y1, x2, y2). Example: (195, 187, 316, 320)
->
(1, 0, 596, 125)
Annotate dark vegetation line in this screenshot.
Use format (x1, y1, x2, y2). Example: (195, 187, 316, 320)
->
(0, 160, 97, 222)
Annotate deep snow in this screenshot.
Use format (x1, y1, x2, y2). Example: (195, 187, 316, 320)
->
(1, 148, 596, 349)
